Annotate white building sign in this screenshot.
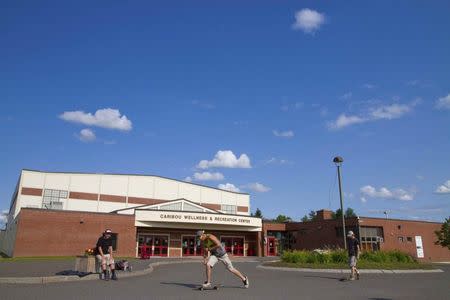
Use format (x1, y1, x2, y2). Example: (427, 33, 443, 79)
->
(135, 210, 262, 228)
(415, 236, 424, 258)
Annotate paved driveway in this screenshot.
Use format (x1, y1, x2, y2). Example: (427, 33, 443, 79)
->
(1, 262, 449, 300)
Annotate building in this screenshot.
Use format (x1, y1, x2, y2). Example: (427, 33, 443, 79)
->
(262, 209, 450, 262)
(0, 169, 262, 257)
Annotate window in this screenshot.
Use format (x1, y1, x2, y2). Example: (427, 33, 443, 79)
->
(183, 202, 204, 212)
(42, 189, 68, 210)
(159, 202, 182, 211)
(398, 236, 404, 242)
(407, 237, 413, 242)
(360, 226, 384, 252)
(221, 205, 237, 215)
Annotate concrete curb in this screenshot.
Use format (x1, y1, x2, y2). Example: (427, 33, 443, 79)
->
(0, 259, 262, 285)
(257, 264, 444, 274)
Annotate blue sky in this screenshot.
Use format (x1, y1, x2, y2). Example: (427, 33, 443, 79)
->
(1, 1, 449, 225)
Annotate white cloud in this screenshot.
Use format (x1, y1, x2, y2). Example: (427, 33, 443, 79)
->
(60, 108, 132, 131)
(218, 183, 240, 193)
(192, 172, 224, 181)
(192, 100, 215, 110)
(0, 209, 8, 227)
(244, 183, 271, 193)
(328, 100, 419, 130)
(197, 150, 251, 169)
(264, 157, 292, 165)
(184, 176, 192, 182)
(292, 8, 326, 34)
(327, 114, 366, 130)
(435, 180, 450, 194)
(340, 92, 352, 100)
(369, 103, 413, 120)
(406, 80, 419, 86)
(281, 102, 303, 111)
(78, 128, 96, 142)
(360, 185, 415, 201)
(363, 83, 376, 89)
(273, 130, 294, 138)
(435, 94, 450, 110)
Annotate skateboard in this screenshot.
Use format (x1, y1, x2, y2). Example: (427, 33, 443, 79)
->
(198, 284, 221, 291)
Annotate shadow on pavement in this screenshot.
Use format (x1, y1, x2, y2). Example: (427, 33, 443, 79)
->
(303, 275, 343, 281)
(160, 282, 199, 289)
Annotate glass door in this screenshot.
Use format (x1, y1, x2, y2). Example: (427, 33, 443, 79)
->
(182, 236, 204, 256)
(183, 236, 196, 256)
(138, 235, 168, 257)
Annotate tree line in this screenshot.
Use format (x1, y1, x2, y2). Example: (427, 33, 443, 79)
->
(250, 207, 357, 223)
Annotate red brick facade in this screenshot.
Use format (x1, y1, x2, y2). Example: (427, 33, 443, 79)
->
(262, 214, 450, 262)
(13, 208, 136, 257)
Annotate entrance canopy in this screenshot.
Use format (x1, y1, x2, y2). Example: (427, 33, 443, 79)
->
(135, 209, 262, 232)
(115, 199, 262, 232)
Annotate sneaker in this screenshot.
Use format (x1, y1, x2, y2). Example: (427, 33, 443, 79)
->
(349, 276, 355, 281)
(243, 276, 249, 288)
(111, 272, 118, 281)
(202, 281, 211, 288)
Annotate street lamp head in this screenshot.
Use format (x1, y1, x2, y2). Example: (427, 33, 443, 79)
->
(333, 156, 344, 165)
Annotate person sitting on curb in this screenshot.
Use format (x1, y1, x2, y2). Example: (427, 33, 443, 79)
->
(197, 230, 249, 289)
(96, 229, 117, 281)
(347, 230, 360, 280)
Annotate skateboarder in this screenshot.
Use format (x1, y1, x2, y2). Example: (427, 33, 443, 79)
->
(197, 230, 249, 289)
(95, 229, 117, 280)
(347, 230, 360, 280)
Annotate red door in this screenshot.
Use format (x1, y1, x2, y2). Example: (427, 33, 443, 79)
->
(138, 235, 168, 257)
(221, 237, 244, 256)
(267, 237, 277, 256)
(232, 238, 244, 256)
(182, 236, 204, 256)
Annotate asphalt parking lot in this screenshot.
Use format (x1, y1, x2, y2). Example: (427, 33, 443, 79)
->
(1, 262, 449, 300)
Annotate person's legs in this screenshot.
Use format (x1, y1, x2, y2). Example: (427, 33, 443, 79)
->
(220, 254, 249, 288)
(109, 257, 117, 280)
(204, 256, 218, 287)
(349, 256, 356, 280)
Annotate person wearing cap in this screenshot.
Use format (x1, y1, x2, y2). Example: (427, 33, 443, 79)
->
(347, 230, 360, 280)
(95, 229, 117, 281)
(196, 230, 249, 289)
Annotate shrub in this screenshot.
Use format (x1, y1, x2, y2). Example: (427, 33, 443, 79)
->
(282, 249, 416, 265)
(330, 249, 347, 263)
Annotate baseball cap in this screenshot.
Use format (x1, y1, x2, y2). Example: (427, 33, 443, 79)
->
(104, 229, 112, 234)
(196, 230, 204, 237)
(347, 230, 354, 237)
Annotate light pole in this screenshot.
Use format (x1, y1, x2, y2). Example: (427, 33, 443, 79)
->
(333, 156, 347, 249)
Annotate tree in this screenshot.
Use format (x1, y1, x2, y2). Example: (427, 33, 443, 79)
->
(435, 218, 450, 250)
(301, 215, 309, 222)
(332, 207, 357, 219)
(274, 214, 293, 223)
(345, 207, 357, 218)
(308, 210, 317, 221)
(252, 208, 263, 218)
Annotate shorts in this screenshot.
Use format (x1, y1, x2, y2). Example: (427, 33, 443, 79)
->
(96, 254, 115, 266)
(349, 256, 357, 268)
(207, 253, 234, 271)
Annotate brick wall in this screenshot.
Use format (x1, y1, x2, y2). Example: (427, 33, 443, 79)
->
(361, 218, 450, 262)
(13, 208, 136, 257)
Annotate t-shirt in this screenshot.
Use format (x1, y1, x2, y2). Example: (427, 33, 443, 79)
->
(96, 236, 113, 255)
(347, 238, 360, 256)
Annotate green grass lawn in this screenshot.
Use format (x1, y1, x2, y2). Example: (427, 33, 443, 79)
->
(265, 261, 435, 270)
